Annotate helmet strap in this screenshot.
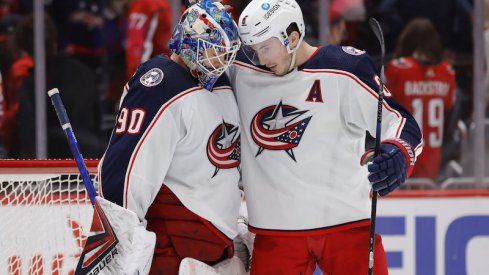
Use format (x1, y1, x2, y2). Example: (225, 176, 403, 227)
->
(287, 50, 297, 73)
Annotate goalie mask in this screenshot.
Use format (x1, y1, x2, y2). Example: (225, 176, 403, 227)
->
(238, 0, 305, 68)
(169, 0, 241, 90)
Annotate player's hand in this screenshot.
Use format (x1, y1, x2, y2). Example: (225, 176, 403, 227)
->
(234, 190, 254, 270)
(361, 140, 414, 196)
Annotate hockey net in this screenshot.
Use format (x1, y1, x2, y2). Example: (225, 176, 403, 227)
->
(0, 159, 99, 275)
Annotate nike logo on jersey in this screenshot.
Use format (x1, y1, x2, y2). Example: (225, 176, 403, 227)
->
(251, 101, 312, 161)
(207, 121, 241, 177)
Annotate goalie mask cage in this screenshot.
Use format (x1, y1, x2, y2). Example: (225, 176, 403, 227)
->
(0, 159, 99, 275)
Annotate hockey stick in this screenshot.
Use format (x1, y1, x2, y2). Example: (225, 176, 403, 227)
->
(367, 18, 385, 275)
(48, 88, 155, 275)
(48, 88, 97, 205)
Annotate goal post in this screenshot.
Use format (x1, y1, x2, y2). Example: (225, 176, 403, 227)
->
(0, 159, 99, 275)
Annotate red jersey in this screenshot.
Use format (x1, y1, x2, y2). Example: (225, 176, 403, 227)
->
(125, 0, 172, 80)
(1, 55, 34, 155)
(0, 72, 4, 124)
(385, 57, 456, 181)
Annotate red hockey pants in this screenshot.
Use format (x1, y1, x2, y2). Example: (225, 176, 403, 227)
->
(145, 185, 234, 275)
(250, 225, 388, 275)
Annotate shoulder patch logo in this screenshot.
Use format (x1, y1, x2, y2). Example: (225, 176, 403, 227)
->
(342, 46, 365, 56)
(140, 68, 164, 87)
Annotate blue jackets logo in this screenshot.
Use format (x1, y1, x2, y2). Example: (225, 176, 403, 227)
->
(140, 68, 164, 87)
(342, 46, 366, 56)
(207, 121, 241, 177)
(251, 101, 312, 161)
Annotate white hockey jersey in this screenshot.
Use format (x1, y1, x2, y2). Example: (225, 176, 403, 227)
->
(227, 46, 423, 235)
(100, 55, 241, 239)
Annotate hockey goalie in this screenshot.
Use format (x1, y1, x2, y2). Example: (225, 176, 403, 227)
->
(93, 0, 246, 274)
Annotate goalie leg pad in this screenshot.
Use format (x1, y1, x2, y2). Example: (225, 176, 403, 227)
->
(178, 257, 246, 275)
(213, 256, 246, 275)
(80, 197, 156, 275)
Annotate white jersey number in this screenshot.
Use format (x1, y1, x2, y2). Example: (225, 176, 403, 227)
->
(411, 98, 444, 148)
(129, 13, 148, 29)
(116, 107, 146, 134)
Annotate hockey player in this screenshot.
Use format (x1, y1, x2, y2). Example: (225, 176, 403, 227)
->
(125, 0, 173, 80)
(99, 1, 243, 274)
(385, 18, 456, 182)
(227, 0, 423, 274)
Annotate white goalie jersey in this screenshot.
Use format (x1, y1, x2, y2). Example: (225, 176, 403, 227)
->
(227, 46, 423, 235)
(100, 55, 242, 240)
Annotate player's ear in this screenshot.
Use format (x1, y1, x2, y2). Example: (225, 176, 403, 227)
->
(289, 31, 301, 49)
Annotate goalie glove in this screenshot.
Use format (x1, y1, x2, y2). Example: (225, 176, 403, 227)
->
(361, 138, 415, 196)
(233, 190, 255, 271)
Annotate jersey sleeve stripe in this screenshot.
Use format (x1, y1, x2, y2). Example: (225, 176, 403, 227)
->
(123, 87, 202, 209)
(212, 86, 233, 91)
(395, 117, 406, 138)
(415, 142, 424, 158)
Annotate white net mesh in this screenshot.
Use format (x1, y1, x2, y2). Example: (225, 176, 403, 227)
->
(0, 160, 98, 275)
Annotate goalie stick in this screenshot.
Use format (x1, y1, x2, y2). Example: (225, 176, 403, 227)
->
(48, 88, 155, 275)
(367, 17, 385, 275)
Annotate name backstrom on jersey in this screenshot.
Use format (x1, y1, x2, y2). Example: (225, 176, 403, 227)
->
(404, 80, 450, 96)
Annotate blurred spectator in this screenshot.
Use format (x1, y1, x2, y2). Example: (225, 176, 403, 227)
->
(101, 0, 129, 116)
(355, 0, 472, 65)
(485, 0, 489, 107)
(7, 13, 104, 158)
(328, 9, 346, 45)
(223, 0, 249, 21)
(297, 0, 318, 43)
(0, 71, 5, 157)
(385, 18, 456, 182)
(125, 0, 172, 80)
(0, 14, 20, 75)
(48, 0, 105, 75)
(0, 0, 18, 19)
(0, 14, 32, 158)
(293, 0, 364, 45)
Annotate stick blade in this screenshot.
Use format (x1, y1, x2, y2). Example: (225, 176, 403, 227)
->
(369, 18, 385, 57)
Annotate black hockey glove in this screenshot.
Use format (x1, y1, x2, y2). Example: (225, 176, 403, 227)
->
(361, 139, 415, 196)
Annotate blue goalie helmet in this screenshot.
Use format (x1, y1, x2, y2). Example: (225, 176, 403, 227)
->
(169, 0, 241, 90)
